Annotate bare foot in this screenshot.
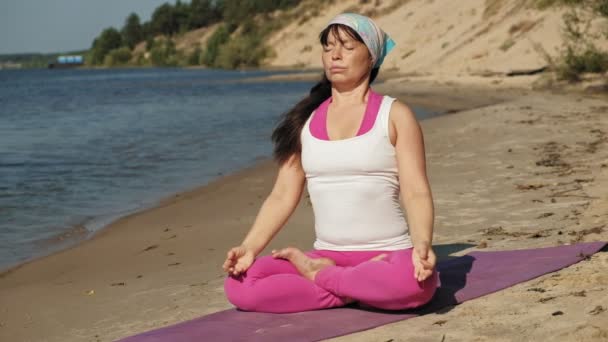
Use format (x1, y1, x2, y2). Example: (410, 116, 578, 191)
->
(272, 247, 335, 281)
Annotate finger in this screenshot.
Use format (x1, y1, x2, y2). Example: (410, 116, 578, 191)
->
(224, 259, 235, 267)
(420, 259, 434, 268)
(223, 260, 233, 271)
(421, 271, 432, 281)
(418, 268, 426, 281)
(414, 265, 427, 282)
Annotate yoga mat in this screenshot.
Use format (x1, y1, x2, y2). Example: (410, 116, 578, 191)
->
(118, 241, 606, 342)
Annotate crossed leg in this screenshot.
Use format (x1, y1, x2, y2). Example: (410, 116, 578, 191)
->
(224, 251, 350, 313)
(224, 247, 437, 313)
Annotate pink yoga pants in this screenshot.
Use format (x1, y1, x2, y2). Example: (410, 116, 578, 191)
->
(224, 248, 438, 313)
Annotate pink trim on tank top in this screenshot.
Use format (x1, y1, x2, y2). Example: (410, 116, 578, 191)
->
(309, 90, 383, 140)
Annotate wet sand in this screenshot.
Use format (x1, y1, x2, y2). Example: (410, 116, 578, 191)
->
(0, 79, 607, 342)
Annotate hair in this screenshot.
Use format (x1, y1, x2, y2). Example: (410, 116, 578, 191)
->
(271, 24, 380, 166)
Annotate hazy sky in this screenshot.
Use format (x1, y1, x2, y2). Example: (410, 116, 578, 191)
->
(0, 0, 175, 54)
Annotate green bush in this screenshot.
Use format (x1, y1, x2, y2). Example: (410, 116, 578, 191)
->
(149, 39, 179, 66)
(133, 53, 150, 66)
(103, 47, 132, 66)
(188, 46, 203, 66)
(214, 34, 270, 69)
(545, 0, 608, 82)
(557, 45, 608, 81)
(203, 24, 230, 66)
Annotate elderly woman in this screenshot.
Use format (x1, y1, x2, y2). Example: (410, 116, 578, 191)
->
(223, 13, 437, 313)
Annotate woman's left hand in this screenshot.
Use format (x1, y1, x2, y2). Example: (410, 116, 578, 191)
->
(412, 243, 436, 282)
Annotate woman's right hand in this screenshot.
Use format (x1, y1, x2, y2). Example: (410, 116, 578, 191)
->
(223, 245, 255, 276)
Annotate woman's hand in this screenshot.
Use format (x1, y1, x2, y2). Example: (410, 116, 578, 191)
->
(412, 243, 436, 282)
(223, 245, 255, 276)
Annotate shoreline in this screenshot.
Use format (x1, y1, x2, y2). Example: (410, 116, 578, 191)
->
(1, 78, 607, 342)
(0, 157, 274, 277)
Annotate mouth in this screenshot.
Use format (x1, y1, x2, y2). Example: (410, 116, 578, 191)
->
(330, 67, 346, 73)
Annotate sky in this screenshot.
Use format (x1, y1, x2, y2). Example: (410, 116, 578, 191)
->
(0, 0, 175, 55)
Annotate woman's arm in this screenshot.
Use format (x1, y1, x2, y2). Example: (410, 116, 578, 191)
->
(390, 100, 436, 281)
(240, 153, 307, 256)
(224, 153, 306, 275)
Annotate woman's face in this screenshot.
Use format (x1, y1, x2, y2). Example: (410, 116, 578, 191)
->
(321, 27, 372, 85)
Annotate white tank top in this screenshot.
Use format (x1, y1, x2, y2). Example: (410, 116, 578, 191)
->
(300, 95, 413, 251)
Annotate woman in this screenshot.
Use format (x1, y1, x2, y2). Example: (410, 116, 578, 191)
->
(222, 13, 438, 313)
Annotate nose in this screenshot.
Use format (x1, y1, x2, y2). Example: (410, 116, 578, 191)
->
(331, 46, 342, 60)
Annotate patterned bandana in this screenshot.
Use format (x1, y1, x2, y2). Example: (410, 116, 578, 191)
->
(325, 13, 396, 68)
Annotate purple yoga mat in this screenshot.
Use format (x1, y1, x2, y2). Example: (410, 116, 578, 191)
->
(118, 241, 606, 342)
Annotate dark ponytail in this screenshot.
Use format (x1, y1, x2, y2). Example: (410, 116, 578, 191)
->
(270, 74, 331, 166)
(271, 24, 380, 166)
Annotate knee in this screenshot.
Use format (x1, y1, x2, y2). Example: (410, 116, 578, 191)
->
(397, 271, 438, 308)
(224, 276, 261, 311)
(374, 271, 438, 310)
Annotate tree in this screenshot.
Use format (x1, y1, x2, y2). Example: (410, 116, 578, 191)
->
(122, 13, 143, 49)
(141, 21, 153, 41)
(173, 0, 191, 33)
(151, 3, 179, 36)
(90, 27, 123, 65)
(188, 0, 216, 29)
(221, 0, 255, 29)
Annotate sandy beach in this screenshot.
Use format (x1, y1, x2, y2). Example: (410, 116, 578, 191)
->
(1, 77, 607, 342)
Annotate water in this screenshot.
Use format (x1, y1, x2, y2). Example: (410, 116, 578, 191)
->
(0, 68, 438, 272)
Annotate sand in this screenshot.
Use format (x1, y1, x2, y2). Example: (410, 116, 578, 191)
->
(1, 77, 607, 341)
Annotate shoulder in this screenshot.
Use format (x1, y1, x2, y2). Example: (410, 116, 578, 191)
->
(382, 97, 420, 145)
(387, 98, 419, 128)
